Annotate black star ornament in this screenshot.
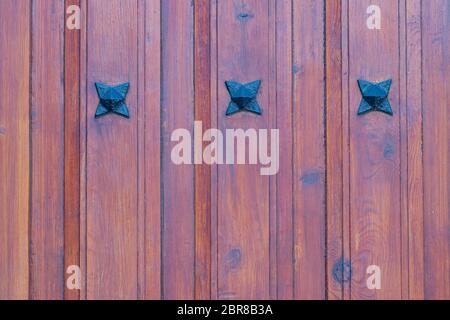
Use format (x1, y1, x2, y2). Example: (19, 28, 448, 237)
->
(357, 79, 393, 116)
(95, 82, 130, 118)
(225, 80, 262, 116)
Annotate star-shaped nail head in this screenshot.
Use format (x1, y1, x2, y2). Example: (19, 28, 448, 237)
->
(357, 79, 393, 116)
(95, 82, 130, 118)
(225, 80, 262, 116)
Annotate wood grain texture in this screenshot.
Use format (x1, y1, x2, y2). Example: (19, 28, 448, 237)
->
(399, 0, 409, 300)
(1, 0, 450, 300)
(292, 0, 326, 300)
(275, 0, 293, 300)
(86, 0, 138, 299)
(216, 0, 271, 300)
(30, 0, 65, 300)
(422, 0, 450, 300)
(209, 0, 219, 300)
(340, 0, 352, 301)
(326, 0, 344, 300)
(267, 0, 277, 300)
(161, 0, 195, 299)
(142, 0, 162, 300)
(404, 0, 425, 300)
(194, 0, 212, 300)
(137, 0, 146, 299)
(0, 0, 30, 300)
(79, 0, 87, 299)
(348, 0, 401, 299)
(64, 0, 81, 300)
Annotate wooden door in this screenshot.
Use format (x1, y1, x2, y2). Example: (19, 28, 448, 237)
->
(0, 0, 449, 300)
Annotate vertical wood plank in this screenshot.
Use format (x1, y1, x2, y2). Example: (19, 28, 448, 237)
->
(275, 0, 293, 300)
(399, 0, 409, 300)
(292, 0, 326, 300)
(405, 0, 424, 300)
(142, 0, 162, 300)
(348, 0, 402, 299)
(216, 0, 270, 299)
(0, 0, 30, 300)
(210, 0, 219, 299)
(422, 0, 450, 300)
(341, 0, 352, 300)
(2, 0, 447, 301)
(161, 0, 195, 299)
(64, 0, 81, 300)
(137, 0, 146, 300)
(326, 0, 344, 300)
(30, 0, 65, 299)
(194, 0, 212, 300)
(86, 0, 138, 299)
(79, 0, 87, 299)
(268, 0, 277, 300)
(267, 0, 277, 300)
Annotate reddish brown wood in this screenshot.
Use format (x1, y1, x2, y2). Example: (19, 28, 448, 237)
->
(209, 0, 219, 299)
(216, 0, 271, 299)
(1, 0, 450, 301)
(142, 0, 162, 300)
(161, 0, 195, 299)
(85, 0, 138, 299)
(268, 0, 277, 300)
(64, 0, 81, 301)
(340, 0, 352, 301)
(326, 0, 344, 300)
(399, 0, 409, 300)
(292, 0, 326, 300)
(194, 0, 212, 300)
(137, 0, 146, 300)
(422, 0, 450, 300)
(30, 0, 65, 299)
(405, 0, 425, 300)
(275, 0, 294, 300)
(79, 0, 87, 299)
(348, 0, 401, 299)
(0, 0, 30, 300)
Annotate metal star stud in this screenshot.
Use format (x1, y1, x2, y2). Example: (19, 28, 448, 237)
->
(95, 82, 130, 118)
(225, 80, 262, 116)
(357, 79, 393, 116)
